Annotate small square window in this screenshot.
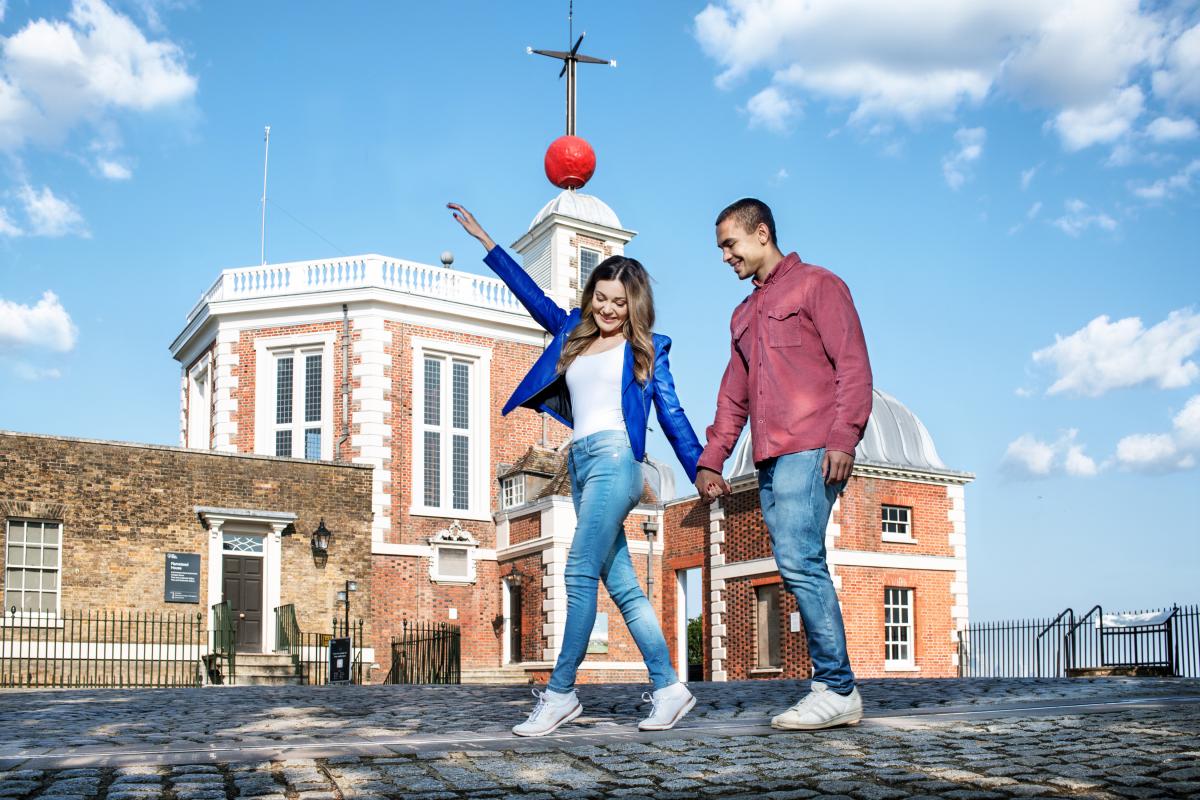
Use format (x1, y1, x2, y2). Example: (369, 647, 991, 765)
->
(881, 505, 913, 542)
(501, 476, 525, 509)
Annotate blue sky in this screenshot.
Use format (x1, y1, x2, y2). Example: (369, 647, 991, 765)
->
(1, 0, 1197, 621)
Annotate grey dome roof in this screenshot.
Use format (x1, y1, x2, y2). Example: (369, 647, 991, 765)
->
(727, 389, 948, 478)
(530, 190, 622, 231)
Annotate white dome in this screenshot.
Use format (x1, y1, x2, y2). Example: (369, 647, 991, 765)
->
(529, 190, 622, 231)
(727, 389, 950, 478)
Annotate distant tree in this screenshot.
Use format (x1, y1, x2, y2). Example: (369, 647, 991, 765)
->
(687, 616, 703, 665)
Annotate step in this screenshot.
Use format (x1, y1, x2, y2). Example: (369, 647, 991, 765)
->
(460, 668, 533, 685)
(237, 653, 300, 666)
(231, 673, 304, 686)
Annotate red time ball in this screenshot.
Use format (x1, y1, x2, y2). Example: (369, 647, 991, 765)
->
(544, 135, 596, 190)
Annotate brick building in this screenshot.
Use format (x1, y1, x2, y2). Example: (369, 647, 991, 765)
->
(0, 431, 374, 661)
(660, 390, 974, 682)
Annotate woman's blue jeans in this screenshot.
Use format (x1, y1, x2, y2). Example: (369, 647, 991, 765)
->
(759, 448, 857, 694)
(546, 430, 679, 693)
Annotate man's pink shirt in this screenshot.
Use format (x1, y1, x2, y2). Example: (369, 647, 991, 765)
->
(697, 252, 873, 474)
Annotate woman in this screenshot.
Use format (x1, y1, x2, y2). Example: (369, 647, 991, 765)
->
(449, 202, 703, 737)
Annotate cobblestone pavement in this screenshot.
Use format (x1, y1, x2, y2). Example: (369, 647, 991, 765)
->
(1, 678, 1197, 798)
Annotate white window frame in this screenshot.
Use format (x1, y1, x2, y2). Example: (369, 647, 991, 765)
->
(753, 584, 782, 671)
(884, 587, 916, 670)
(410, 338, 492, 521)
(428, 523, 479, 586)
(501, 475, 525, 509)
(187, 361, 211, 449)
(3, 519, 63, 621)
(254, 332, 336, 460)
(881, 504, 915, 544)
(579, 246, 601, 287)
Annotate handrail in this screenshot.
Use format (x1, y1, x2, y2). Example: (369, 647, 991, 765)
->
(1034, 607, 1074, 678)
(1066, 605, 1102, 672)
(210, 601, 236, 685)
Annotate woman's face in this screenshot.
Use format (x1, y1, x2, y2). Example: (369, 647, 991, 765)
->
(591, 278, 629, 336)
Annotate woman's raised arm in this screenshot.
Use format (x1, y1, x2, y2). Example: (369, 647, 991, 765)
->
(448, 202, 568, 334)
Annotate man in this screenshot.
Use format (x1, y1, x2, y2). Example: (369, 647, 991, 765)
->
(695, 198, 872, 730)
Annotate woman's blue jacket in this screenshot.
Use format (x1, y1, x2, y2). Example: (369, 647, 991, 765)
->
(483, 245, 704, 483)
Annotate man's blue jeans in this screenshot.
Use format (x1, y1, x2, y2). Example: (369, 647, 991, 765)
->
(547, 430, 678, 693)
(759, 448, 856, 694)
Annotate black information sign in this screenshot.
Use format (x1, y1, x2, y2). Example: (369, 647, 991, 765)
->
(164, 552, 201, 603)
(328, 637, 352, 684)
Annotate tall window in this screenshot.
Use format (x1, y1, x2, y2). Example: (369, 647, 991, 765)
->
(187, 364, 211, 449)
(4, 520, 62, 615)
(884, 587, 915, 667)
(881, 505, 913, 542)
(273, 348, 324, 459)
(579, 247, 600, 286)
(420, 355, 474, 512)
(755, 584, 781, 669)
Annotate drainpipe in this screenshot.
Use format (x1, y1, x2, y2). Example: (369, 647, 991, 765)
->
(337, 303, 350, 461)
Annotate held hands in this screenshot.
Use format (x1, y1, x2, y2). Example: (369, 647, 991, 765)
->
(693, 467, 731, 502)
(447, 203, 496, 252)
(823, 450, 854, 484)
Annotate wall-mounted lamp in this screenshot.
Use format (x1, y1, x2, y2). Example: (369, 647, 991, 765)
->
(311, 518, 333, 553)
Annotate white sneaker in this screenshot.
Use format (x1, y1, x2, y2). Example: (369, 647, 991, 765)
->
(638, 682, 696, 731)
(771, 681, 862, 730)
(512, 688, 582, 737)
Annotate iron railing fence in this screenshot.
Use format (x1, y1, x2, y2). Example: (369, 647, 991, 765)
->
(386, 620, 460, 684)
(273, 604, 364, 685)
(208, 601, 236, 685)
(0, 606, 208, 688)
(959, 603, 1199, 678)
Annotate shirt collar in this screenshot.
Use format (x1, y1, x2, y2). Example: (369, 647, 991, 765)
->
(752, 252, 801, 289)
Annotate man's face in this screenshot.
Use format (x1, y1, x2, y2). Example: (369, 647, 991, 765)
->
(716, 217, 769, 281)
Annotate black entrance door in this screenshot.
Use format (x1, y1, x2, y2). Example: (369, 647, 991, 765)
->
(509, 586, 523, 663)
(222, 555, 263, 652)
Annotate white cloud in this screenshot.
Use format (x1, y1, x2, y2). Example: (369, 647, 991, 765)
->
(692, 0, 1171, 143)
(0, 206, 20, 236)
(1032, 309, 1200, 396)
(0, 0, 196, 152)
(1145, 116, 1198, 142)
(0, 291, 78, 351)
(1174, 395, 1200, 449)
(1113, 393, 1200, 474)
(0, 0, 7, 23)
(1052, 198, 1117, 237)
(1027, 200, 1042, 219)
(1020, 164, 1039, 190)
(746, 86, 799, 132)
(770, 167, 789, 184)
(11, 361, 63, 381)
(1152, 22, 1200, 107)
(1131, 159, 1200, 201)
(97, 158, 132, 180)
(1003, 429, 1097, 479)
(1051, 86, 1144, 152)
(941, 126, 985, 190)
(16, 184, 88, 237)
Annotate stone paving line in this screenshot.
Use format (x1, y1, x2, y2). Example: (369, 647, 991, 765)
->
(0, 678, 1198, 798)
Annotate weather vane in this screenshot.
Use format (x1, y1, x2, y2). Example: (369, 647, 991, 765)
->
(527, 1, 616, 190)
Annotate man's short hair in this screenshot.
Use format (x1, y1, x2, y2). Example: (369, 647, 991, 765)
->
(716, 198, 777, 246)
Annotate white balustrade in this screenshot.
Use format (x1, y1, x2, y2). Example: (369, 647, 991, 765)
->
(188, 254, 523, 320)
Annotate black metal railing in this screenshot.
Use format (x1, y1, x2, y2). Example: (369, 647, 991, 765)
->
(959, 603, 1198, 678)
(1, 606, 207, 688)
(273, 604, 364, 685)
(208, 601, 236, 685)
(386, 620, 460, 684)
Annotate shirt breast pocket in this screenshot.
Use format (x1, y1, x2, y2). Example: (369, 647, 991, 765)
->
(733, 318, 752, 358)
(766, 307, 803, 348)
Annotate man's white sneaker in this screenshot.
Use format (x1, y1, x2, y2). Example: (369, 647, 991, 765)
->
(512, 688, 582, 737)
(638, 682, 696, 731)
(770, 681, 862, 730)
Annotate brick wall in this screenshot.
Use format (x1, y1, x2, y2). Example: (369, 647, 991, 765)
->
(0, 432, 374, 639)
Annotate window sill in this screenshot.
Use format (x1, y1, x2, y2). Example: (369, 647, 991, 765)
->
(749, 667, 783, 675)
(881, 534, 917, 544)
(430, 578, 477, 587)
(409, 507, 493, 523)
(884, 662, 920, 672)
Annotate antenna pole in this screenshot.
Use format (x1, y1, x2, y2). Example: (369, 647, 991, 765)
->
(260, 125, 271, 265)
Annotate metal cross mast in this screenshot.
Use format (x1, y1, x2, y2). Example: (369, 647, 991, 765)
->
(528, 1, 616, 135)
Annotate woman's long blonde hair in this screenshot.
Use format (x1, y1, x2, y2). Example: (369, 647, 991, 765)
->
(557, 255, 656, 383)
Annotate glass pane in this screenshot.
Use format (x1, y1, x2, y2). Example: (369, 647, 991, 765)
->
(6, 520, 24, 542)
(424, 358, 441, 427)
(305, 354, 322, 422)
(6, 569, 22, 590)
(222, 534, 265, 553)
(40, 592, 57, 613)
(276, 357, 293, 424)
(4, 590, 18, 611)
(25, 571, 41, 591)
(439, 548, 468, 577)
(43, 571, 58, 590)
(42, 547, 58, 567)
(7, 546, 23, 567)
(452, 362, 470, 429)
(25, 523, 42, 544)
(43, 525, 60, 545)
(424, 431, 441, 506)
(305, 428, 321, 460)
(275, 430, 292, 457)
(452, 434, 469, 510)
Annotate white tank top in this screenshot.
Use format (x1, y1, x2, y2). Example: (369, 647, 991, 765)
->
(565, 342, 626, 440)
